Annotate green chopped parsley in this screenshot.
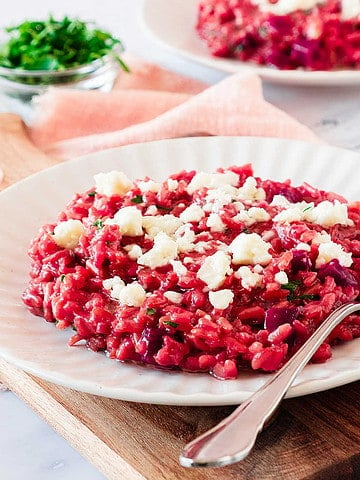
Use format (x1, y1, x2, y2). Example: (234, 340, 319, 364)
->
(163, 320, 179, 328)
(146, 308, 156, 316)
(0, 15, 129, 72)
(88, 191, 96, 197)
(93, 218, 104, 229)
(131, 195, 143, 204)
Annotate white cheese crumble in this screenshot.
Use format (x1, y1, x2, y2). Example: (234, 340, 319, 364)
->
(53, 219, 84, 249)
(315, 242, 353, 268)
(106, 206, 143, 236)
(234, 207, 270, 227)
(145, 205, 158, 216)
(170, 259, 188, 277)
(174, 224, 196, 253)
(187, 171, 239, 195)
(197, 250, 232, 290)
(312, 231, 332, 244)
(295, 242, 311, 251)
(179, 204, 205, 223)
(124, 244, 143, 260)
(203, 184, 238, 213)
(236, 177, 266, 201)
(118, 282, 146, 307)
(138, 232, 178, 268)
(142, 214, 183, 239)
(94, 171, 133, 197)
(103, 276, 125, 300)
(273, 202, 311, 224)
(137, 179, 161, 193)
(229, 233, 272, 266)
(270, 195, 291, 208)
(274, 200, 352, 227)
(209, 289, 234, 310)
(167, 179, 179, 191)
(274, 271, 289, 285)
(235, 266, 263, 289)
(163, 291, 183, 304)
(206, 213, 226, 232)
(304, 200, 353, 228)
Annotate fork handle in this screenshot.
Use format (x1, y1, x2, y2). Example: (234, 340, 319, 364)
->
(180, 302, 360, 468)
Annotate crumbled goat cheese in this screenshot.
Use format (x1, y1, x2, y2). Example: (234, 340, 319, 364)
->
(137, 179, 161, 193)
(197, 250, 232, 290)
(145, 205, 158, 216)
(235, 266, 263, 289)
(142, 214, 183, 239)
(118, 282, 146, 307)
(187, 171, 239, 195)
(270, 195, 291, 207)
(229, 233, 272, 265)
(315, 242, 352, 268)
(209, 289, 234, 310)
(163, 291, 183, 304)
(167, 179, 179, 191)
(106, 206, 143, 236)
(138, 232, 178, 268)
(94, 171, 133, 196)
(234, 207, 270, 226)
(274, 271, 289, 285)
(295, 242, 311, 251)
(53, 219, 84, 249)
(179, 204, 205, 223)
(124, 244, 143, 260)
(170, 259, 188, 277)
(274, 200, 352, 227)
(304, 200, 353, 228)
(236, 177, 266, 201)
(103, 276, 126, 300)
(174, 224, 196, 253)
(312, 231, 332, 244)
(203, 184, 238, 213)
(206, 213, 226, 232)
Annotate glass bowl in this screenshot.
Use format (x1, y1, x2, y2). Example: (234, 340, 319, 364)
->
(0, 51, 120, 102)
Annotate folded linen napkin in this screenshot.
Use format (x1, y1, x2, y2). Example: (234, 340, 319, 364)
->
(28, 56, 319, 160)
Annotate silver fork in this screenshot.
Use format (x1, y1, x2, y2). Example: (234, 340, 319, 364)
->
(180, 301, 360, 468)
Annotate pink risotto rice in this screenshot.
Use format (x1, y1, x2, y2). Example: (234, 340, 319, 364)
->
(196, 0, 360, 71)
(22, 164, 360, 379)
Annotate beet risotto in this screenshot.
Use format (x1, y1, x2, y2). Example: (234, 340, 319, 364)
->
(196, 0, 360, 71)
(22, 164, 360, 380)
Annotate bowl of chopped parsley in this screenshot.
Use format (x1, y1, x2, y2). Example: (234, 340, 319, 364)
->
(0, 15, 129, 100)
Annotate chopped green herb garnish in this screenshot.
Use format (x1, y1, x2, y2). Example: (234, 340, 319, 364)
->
(302, 206, 313, 212)
(72, 324, 77, 331)
(93, 218, 104, 229)
(295, 294, 319, 301)
(163, 320, 179, 328)
(146, 308, 156, 315)
(131, 195, 143, 204)
(281, 280, 301, 293)
(88, 191, 96, 197)
(0, 15, 129, 73)
(60, 274, 66, 282)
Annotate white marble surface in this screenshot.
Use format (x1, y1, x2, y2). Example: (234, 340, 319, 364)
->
(0, 1, 359, 479)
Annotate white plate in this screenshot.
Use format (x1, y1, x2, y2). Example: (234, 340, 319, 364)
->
(142, 0, 360, 86)
(0, 136, 359, 405)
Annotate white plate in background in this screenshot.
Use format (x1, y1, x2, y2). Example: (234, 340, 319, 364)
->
(142, 0, 360, 86)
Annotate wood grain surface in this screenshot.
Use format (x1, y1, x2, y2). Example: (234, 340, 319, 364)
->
(0, 113, 359, 480)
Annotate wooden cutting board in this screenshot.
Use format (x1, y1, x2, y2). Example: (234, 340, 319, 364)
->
(0, 113, 359, 480)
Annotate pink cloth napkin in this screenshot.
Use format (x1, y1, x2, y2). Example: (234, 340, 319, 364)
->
(28, 56, 319, 160)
